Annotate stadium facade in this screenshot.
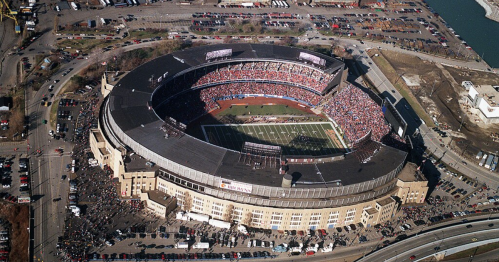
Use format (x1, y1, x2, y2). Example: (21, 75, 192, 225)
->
(91, 44, 427, 230)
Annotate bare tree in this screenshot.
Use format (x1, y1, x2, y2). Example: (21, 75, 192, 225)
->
(223, 204, 234, 222)
(182, 192, 192, 211)
(242, 211, 252, 226)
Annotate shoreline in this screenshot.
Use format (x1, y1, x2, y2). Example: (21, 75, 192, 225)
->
(475, 0, 499, 22)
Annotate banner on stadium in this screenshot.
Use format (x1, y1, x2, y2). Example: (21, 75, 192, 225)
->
(219, 181, 252, 193)
(299, 52, 326, 67)
(206, 49, 232, 60)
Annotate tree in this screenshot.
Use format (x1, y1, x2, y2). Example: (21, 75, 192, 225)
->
(54, 15, 59, 33)
(182, 192, 192, 211)
(242, 211, 252, 226)
(243, 24, 255, 33)
(223, 204, 234, 222)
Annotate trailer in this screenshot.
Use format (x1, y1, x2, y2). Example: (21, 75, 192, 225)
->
(187, 212, 210, 223)
(485, 154, 494, 169)
(479, 154, 488, 167)
(208, 219, 231, 229)
(193, 242, 210, 249)
(175, 242, 189, 249)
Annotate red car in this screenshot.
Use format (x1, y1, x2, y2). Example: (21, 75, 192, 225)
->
(410, 255, 416, 260)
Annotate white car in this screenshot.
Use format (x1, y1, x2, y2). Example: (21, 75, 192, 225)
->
(399, 226, 405, 232)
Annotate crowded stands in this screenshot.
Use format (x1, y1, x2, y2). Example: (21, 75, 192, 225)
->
(323, 84, 391, 144)
(159, 82, 323, 123)
(152, 61, 340, 104)
(153, 61, 402, 149)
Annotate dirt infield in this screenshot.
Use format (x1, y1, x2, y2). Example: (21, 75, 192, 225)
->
(210, 97, 320, 116)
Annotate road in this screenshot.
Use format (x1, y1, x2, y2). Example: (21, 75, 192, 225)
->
(358, 218, 499, 262)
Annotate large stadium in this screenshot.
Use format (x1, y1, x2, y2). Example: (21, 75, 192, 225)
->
(92, 44, 426, 230)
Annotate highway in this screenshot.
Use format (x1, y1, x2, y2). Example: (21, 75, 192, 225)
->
(358, 218, 499, 262)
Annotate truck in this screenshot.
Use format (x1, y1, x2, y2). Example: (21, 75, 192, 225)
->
(26, 21, 35, 26)
(476, 151, 483, 159)
(71, 2, 78, 11)
(479, 154, 488, 167)
(175, 242, 188, 249)
(484, 154, 494, 169)
(491, 156, 499, 171)
(101, 18, 107, 26)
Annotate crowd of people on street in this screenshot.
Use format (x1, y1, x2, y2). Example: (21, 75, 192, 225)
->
(323, 84, 391, 143)
(58, 90, 161, 261)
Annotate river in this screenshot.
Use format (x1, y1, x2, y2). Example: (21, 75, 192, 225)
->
(424, 0, 499, 68)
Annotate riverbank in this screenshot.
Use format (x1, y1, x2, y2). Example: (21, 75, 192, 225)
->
(475, 0, 499, 22)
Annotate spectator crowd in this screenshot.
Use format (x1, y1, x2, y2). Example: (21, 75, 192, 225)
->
(323, 84, 391, 144)
(159, 82, 323, 123)
(153, 61, 340, 104)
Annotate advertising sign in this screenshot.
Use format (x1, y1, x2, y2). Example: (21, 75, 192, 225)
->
(219, 181, 252, 193)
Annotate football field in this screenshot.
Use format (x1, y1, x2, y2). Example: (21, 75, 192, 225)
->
(202, 122, 348, 156)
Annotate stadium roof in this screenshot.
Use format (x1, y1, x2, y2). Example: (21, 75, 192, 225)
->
(107, 44, 405, 188)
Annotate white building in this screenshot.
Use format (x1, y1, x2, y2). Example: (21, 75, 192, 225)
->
(466, 84, 499, 124)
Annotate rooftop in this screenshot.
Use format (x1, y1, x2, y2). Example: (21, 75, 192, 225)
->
(364, 208, 378, 215)
(377, 197, 395, 207)
(92, 129, 106, 143)
(397, 162, 427, 182)
(478, 84, 499, 107)
(144, 190, 175, 207)
(124, 153, 160, 173)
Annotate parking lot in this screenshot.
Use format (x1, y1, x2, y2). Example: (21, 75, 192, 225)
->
(0, 155, 30, 204)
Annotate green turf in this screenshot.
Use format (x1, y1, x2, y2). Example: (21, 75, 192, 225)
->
(202, 123, 347, 156)
(217, 105, 312, 117)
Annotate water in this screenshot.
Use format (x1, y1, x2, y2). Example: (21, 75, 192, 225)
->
(424, 0, 499, 68)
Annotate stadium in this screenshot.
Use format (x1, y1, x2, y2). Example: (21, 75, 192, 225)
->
(91, 43, 427, 230)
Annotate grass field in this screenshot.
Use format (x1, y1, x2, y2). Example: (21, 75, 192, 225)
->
(202, 122, 347, 156)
